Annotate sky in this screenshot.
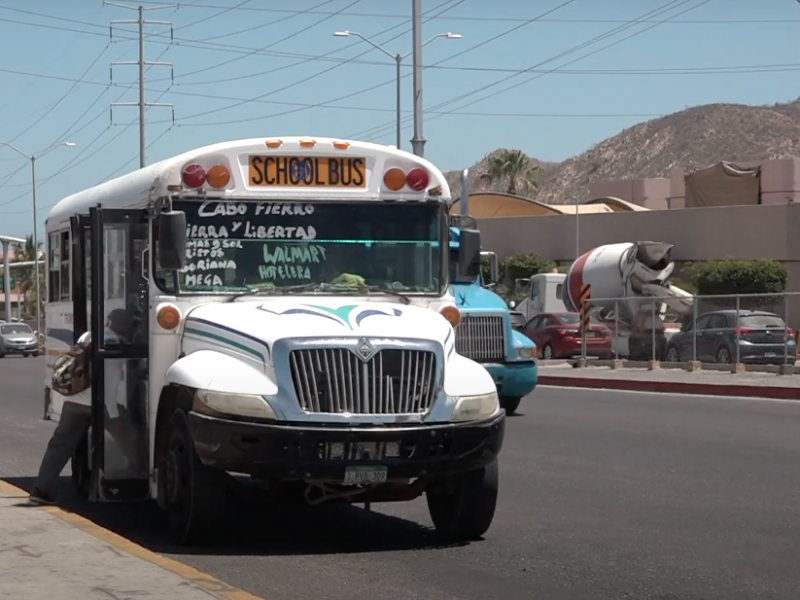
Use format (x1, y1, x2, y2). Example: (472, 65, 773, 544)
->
(0, 0, 799, 237)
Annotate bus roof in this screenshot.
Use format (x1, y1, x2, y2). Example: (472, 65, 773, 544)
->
(46, 137, 451, 231)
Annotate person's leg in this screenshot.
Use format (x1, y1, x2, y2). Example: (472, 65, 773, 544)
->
(29, 402, 92, 504)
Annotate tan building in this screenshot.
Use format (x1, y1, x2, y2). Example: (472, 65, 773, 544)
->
(452, 192, 643, 218)
(584, 158, 800, 210)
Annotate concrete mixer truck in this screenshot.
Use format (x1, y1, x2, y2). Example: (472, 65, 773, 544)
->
(512, 242, 694, 360)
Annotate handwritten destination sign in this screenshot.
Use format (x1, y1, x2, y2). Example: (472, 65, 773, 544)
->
(171, 200, 438, 289)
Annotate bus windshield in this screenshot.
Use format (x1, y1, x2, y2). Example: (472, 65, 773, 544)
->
(160, 200, 444, 295)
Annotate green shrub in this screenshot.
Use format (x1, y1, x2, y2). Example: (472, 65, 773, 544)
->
(502, 253, 556, 284)
(479, 255, 493, 282)
(690, 259, 787, 296)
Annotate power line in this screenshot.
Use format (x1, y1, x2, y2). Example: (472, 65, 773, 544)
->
(353, 0, 705, 140)
(0, 36, 176, 210)
(3, 57, 798, 88)
(173, 0, 361, 81)
(423, 0, 714, 132)
(171, 0, 248, 31)
(131, 1, 800, 24)
(1, 43, 111, 146)
(0, 43, 116, 189)
(1, 61, 792, 129)
(168, 0, 466, 125)
(201, 0, 337, 43)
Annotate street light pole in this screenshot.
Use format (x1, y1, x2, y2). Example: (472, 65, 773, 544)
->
(334, 30, 461, 151)
(395, 53, 402, 149)
(411, 0, 424, 157)
(0, 141, 75, 338)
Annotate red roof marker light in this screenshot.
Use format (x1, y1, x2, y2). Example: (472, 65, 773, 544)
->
(182, 163, 207, 188)
(406, 167, 429, 191)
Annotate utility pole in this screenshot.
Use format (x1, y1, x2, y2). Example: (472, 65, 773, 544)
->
(105, 1, 175, 168)
(410, 0, 425, 157)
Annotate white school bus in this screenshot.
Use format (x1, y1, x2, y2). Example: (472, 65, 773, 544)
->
(43, 137, 505, 544)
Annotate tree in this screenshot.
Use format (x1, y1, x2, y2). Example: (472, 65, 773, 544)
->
(690, 259, 787, 296)
(10, 235, 44, 318)
(480, 149, 540, 196)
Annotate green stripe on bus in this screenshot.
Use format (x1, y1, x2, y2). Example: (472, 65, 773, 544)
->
(183, 326, 265, 364)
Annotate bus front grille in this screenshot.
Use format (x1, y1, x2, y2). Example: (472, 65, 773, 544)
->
(289, 348, 437, 415)
(454, 315, 506, 363)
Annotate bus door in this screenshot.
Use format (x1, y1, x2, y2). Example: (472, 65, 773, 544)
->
(87, 206, 150, 502)
(69, 215, 90, 339)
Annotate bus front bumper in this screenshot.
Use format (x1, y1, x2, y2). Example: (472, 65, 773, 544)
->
(188, 411, 505, 482)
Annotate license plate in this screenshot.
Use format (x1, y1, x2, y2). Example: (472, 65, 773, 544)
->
(585, 331, 595, 338)
(343, 466, 388, 486)
(764, 352, 776, 358)
(248, 155, 366, 188)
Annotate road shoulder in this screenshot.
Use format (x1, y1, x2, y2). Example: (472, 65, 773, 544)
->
(0, 480, 263, 600)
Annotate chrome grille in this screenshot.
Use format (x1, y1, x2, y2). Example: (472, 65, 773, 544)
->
(454, 315, 506, 363)
(289, 348, 437, 415)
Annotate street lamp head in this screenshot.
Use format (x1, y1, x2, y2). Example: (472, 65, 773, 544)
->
(64, 142, 76, 147)
(333, 31, 351, 37)
(445, 33, 462, 39)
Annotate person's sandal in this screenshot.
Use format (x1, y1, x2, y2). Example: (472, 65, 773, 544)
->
(28, 487, 56, 505)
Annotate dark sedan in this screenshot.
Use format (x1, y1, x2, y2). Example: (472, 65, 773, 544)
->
(666, 310, 796, 365)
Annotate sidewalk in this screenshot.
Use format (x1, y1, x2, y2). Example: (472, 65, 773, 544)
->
(0, 482, 261, 600)
(537, 363, 800, 399)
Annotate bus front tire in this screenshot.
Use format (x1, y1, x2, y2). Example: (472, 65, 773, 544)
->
(164, 409, 226, 545)
(499, 397, 521, 415)
(426, 459, 499, 541)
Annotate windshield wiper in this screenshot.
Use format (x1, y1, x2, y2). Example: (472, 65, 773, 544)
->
(228, 282, 411, 304)
(227, 285, 285, 302)
(354, 284, 411, 305)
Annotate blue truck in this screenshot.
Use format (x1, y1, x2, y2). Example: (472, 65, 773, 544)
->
(448, 170, 537, 414)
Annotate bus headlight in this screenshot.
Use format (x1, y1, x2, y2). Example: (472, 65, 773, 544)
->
(452, 392, 500, 422)
(193, 390, 277, 420)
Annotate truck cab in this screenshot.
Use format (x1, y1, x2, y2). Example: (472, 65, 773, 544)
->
(448, 219, 537, 415)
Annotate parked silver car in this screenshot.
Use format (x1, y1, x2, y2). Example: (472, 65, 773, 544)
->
(666, 310, 796, 365)
(0, 322, 39, 358)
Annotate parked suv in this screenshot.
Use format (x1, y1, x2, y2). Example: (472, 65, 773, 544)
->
(666, 310, 795, 365)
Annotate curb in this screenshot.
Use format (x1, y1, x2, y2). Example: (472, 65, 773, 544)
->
(0, 479, 265, 600)
(537, 375, 800, 400)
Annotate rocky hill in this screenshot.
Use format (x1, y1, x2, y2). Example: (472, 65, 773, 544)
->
(446, 98, 800, 204)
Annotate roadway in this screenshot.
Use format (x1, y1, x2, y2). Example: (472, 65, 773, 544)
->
(2, 356, 800, 600)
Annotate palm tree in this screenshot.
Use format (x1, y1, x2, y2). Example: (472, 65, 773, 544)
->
(10, 235, 43, 318)
(480, 149, 540, 197)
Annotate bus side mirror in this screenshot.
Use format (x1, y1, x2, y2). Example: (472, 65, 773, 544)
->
(157, 210, 187, 271)
(458, 228, 481, 280)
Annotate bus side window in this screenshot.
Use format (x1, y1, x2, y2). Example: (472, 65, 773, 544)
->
(48, 232, 60, 302)
(60, 230, 70, 301)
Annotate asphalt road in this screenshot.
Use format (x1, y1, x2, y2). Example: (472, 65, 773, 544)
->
(2, 356, 800, 600)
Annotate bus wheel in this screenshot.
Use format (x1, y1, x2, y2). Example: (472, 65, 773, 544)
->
(426, 459, 499, 541)
(164, 409, 226, 545)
